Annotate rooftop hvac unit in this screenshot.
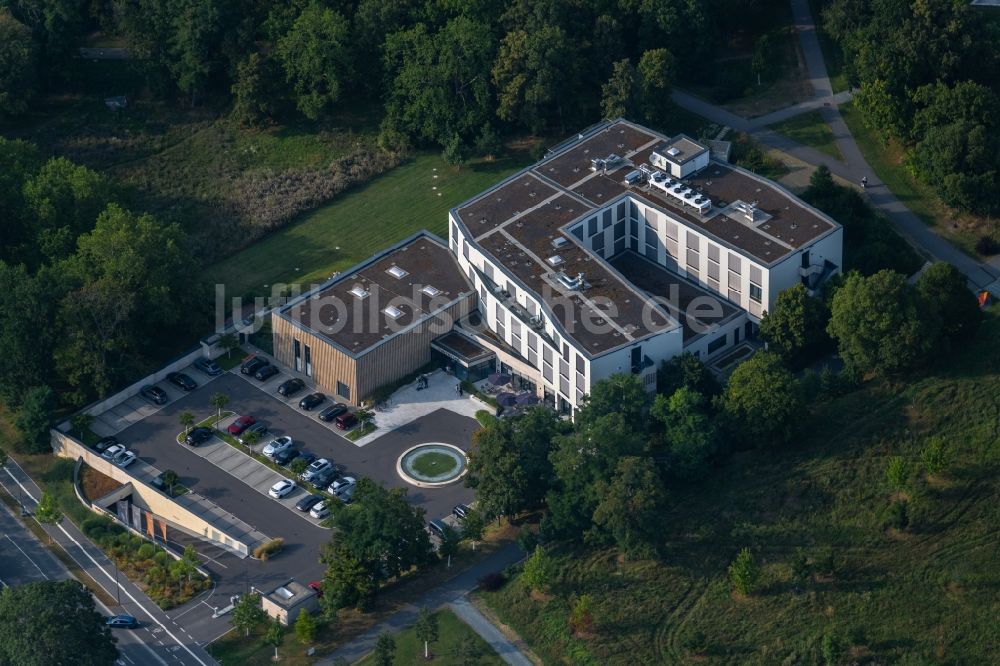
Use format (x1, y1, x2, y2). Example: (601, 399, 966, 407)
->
(556, 271, 586, 291)
(666, 147, 681, 157)
(551, 236, 569, 249)
(623, 170, 644, 186)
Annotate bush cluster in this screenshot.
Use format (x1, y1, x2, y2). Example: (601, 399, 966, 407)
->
(253, 538, 285, 561)
(81, 516, 210, 608)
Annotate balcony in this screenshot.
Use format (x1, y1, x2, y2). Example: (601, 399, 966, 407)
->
(631, 355, 655, 375)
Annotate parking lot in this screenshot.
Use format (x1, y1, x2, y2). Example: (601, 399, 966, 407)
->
(108, 370, 477, 568)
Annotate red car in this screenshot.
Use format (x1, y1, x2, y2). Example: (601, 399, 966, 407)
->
(227, 415, 256, 435)
(308, 581, 323, 598)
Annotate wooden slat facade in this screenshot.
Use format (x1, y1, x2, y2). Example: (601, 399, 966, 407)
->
(272, 295, 476, 405)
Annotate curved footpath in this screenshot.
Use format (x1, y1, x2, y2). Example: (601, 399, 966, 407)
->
(673, 0, 1000, 291)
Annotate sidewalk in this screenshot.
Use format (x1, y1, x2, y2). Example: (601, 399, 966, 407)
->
(0, 457, 220, 662)
(448, 596, 534, 666)
(355, 370, 485, 447)
(320, 543, 525, 664)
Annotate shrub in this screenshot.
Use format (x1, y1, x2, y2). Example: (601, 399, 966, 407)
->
(137, 543, 156, 559)
(975, 234, 999, 256)
(477, 572, 506, 592)
(154, 551, 170, 566)
(254, 538, 284, 561)
(885, 456, 910, 491)
(728, 547, 759, 596)
(517, 530, 539, 554)
(885, 500, 909, 530)
(921, 437, 949, 475)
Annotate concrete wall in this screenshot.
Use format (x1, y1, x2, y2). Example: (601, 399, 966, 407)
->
(79, 347, 206, 418)
(51, 430, 252, 555)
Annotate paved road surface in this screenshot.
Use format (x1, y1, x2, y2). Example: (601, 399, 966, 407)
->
(672, 0, 1000, 291)
(449, 596, 534, 666)
(0, 459, 216, 665)
(320, 543, 526, 664)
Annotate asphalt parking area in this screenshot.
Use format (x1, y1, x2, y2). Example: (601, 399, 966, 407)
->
(112, 373, 477, 553)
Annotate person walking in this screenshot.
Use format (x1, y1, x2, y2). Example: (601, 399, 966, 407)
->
(861, 176, 868, 189)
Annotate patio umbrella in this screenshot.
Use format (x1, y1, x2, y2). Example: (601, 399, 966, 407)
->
(515, 393, 540, 406)
(496, 392, 518, 407)
(488, 372, 512, 386)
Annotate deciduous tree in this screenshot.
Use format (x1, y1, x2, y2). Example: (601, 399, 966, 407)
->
(521, 545, 554, 593)
(0, 580, 118, 665)
(295, 608, 316, 644)
(15, 385, 54, 452)
(590, 456, 666, 558)
(721, 352, 801, 445)
(651, 387, 718, 479)
(600, 58, 637, 119)
(0, 11, 37, 117)
(728, 547, 759, 596)
(759, 283, 831, 367)
(276, 2, 350, 120)
(414, 607, 438, 659)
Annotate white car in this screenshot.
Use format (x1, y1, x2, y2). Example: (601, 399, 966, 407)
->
(114, 451, 137, 468)
(262, 436, 294, 459)
(268, 479, 296, 499)
(101, 444, 126, 461)
(329, 476, 356, 496)
(301, 458, 332, 482)
(309, 501, 330, 519)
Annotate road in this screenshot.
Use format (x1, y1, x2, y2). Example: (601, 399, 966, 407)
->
(0, 459, 216, 666)
(671, 0, 1000, 291)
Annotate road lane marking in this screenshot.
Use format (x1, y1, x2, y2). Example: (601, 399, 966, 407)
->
(5, 533, 49, 580)
(2, 464, 211, 666)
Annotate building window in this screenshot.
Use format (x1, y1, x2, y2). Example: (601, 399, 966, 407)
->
(593, 233, 605, 253)
(750, 283, 762, 303)
(293, 339, 301, 372)
(614, 220, 625, 240)
(588, 217, 598, 236)
(463, 240, 470, 259)
(708, 335, 728, 354)
(602, 209, 612, 229)
(616, 201, 626, 221)
(336, 381, 350, 400)
(304, 344, 312, 377)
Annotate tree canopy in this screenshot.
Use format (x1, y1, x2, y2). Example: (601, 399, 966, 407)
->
(0, 580, 118, 666)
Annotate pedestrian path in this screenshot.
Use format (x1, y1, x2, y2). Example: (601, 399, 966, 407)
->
(448, 596, 534, 666)
(319, 543, 526, 664)
(354, 370, 486, 447)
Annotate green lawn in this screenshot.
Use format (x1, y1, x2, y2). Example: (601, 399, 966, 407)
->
(206, 152, 532, 299)
(479, 307, 1000, 664)
(410, 452, 459, 477)
(356, 609, 503, 665)
(769, 110, 844, 161)
(346, 423, 377, 442)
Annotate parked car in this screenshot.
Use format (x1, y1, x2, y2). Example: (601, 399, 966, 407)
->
(295, 494, 325, 512)
(452, 504, 472, 521)
(291, 451, 316, 467)
(237, 421, 268, 445)
(263, 435, 294, 458)
(254, 364, 279, 381)
(227, 415, 256, 435)
(301, 458, 332, 482)
(273, 447, 299, 466)
(299, 392, 326, 411)
(277, 378, 305, 397)
(193, 357, 222, 376)
(268, 479, 296, 499)
(166, 372, 197, 391)
(240, 356, 269, 375)
(333, 412, 357, 430)
(337, 486, 355, 504)
(101, 444, 126, 461)
(94, 436, 119, 452)
(140, 385, 168, 405)
(318, 403, 348, 422)
(185, 426, 213, 446)
(330, 476, 355, 496)
(309, 501, 330, 519)
(106, 615, 140, 629)
(309, 469, 337, 489)
(114, 451, 137, 468)
(150, 471, 169, 490)
(427, 519, 448, 538)
(307, 581, 323, 597)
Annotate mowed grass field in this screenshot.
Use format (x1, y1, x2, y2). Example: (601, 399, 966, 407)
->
(479, 307, 1000, 664)
(770, 110, 844, 161)
(356, 609, 504, 665)
(206, 152, 532, 298)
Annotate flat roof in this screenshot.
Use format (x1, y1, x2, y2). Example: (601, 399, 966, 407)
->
(451, 119, 840, 357)
(609, 251, 743, 342)
(654, 134, 708, 165)
(277, 233, 472, 356)
(266, 580, 313, 608)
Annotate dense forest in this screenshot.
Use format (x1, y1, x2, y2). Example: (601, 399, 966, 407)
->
(0, 0, 789, 147)
(820, 0, 1000, 219)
